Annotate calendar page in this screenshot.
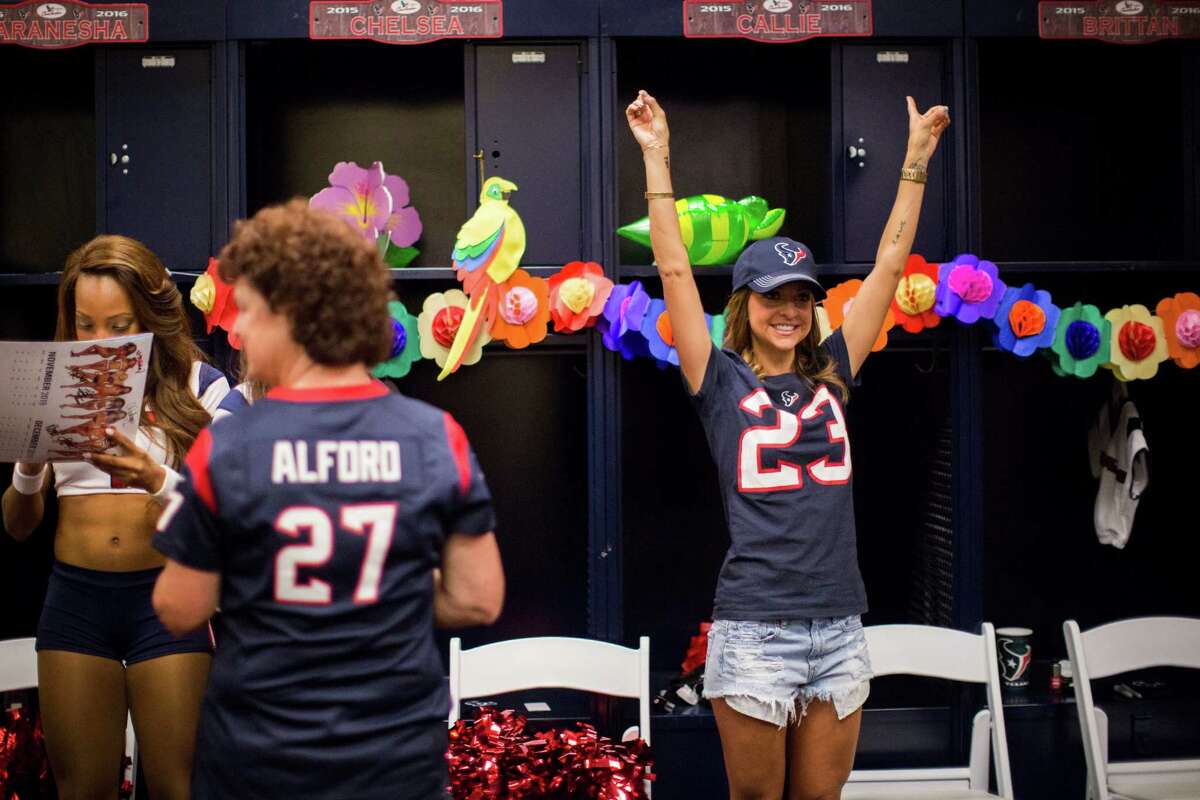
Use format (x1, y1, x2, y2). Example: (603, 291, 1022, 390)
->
(0, 333, 153, 464)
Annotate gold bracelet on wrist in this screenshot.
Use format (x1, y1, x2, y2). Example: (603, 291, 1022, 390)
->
(900, 167, 927, 184)
(643, 141, 668, 152)
(644, 191, 675, 200)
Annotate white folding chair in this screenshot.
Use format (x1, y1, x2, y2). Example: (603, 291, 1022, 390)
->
(843, 623, 1014, 799)
(1064, 617, 1200, 800)
(0, 637, 139, 797)
(448, 635, 651, 744)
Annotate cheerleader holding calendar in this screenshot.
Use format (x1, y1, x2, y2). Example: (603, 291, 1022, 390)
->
(626, 90, 949, 799)
(2, 235, 230, 800)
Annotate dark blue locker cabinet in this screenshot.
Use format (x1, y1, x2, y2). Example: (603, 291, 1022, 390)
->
(0, 47, 96, 273)
(100, 47, 216, 273)
(473, 43, 586, 266)
(245, 40, 467, 267)
(841, 44, 948, 264)
(976, 39, 1190, 263)
(979, 271, 1200, 800)
(613, 38, 834, 269)
(399, 347, 591, 653)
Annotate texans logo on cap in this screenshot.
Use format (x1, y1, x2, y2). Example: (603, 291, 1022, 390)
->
(774, 242, 806, 266)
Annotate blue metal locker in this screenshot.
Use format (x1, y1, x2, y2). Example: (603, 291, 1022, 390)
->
(100, 46, 214, 272)
(841, 44, 948, 263)
(473, 43, 585, 266)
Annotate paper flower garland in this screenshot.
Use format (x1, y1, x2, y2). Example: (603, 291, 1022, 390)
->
(824, 279, 896, 352)
(1104, 304, 1168, 381)
(1156, 292, 1200, 369)
(388, 263, 1190, 381)
(638, 300, 712, 367)
(935, 254, 1006, 325)
(189, 257, 241, 349)
(374, 301, 421, 379)
(598, 280, 653, 360)
(641, 299, 678, 366)
(1050, 302, 1110, 379)
(548, 261, 614, 333)
(489, 269, 550, 350)
(892, 254, 942, 334)
(993, 283, 1060, 358)
(419, 290, 490, 370)
(310, 161, 422, 267)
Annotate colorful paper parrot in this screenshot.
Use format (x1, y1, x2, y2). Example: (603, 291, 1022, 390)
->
(438, 177, 526, 380)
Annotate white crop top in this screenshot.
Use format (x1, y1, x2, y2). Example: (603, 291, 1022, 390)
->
(52, 362, 230, 497)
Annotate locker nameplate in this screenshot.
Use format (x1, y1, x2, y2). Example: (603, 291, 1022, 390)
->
(683, 0, 872, 43)
(0, 0, 147, 49)
(309, 0, 502, 45)
(1039, 1, 1200, 42)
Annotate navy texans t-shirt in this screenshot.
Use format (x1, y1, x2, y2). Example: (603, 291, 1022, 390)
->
(154, 381, 495, 800)
(689, 329, 867, 620)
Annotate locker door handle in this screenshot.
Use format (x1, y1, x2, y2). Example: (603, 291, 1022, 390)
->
(847, 138, 866, 168)
(111, 144, 130, 174)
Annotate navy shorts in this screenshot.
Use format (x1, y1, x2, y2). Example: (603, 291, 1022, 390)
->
(36, 561, 213, 665)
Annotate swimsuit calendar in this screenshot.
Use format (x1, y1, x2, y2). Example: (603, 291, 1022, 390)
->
(0, 333, 152, 463)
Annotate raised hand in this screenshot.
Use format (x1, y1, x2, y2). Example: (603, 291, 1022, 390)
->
(905, 96, 951, 168)
(626, 89, 670, 152)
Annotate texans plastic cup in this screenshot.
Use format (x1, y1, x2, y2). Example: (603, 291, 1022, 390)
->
(995, 627, 1033, 689)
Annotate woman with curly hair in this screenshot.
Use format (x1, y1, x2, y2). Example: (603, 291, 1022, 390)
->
(2, 235, 230, 799)
(627, 89, 949, 799)
(152, 199, 505, 799)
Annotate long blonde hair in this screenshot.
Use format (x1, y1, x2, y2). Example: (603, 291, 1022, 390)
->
(723, 287, 849, 403)
(56, 235, 211, 467)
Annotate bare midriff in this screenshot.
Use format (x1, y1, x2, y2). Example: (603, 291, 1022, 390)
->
(56, 493, 165, 572)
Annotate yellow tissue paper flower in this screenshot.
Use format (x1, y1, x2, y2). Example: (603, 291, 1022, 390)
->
(190, 273, 216, 314)
(559, 277, 596, 314)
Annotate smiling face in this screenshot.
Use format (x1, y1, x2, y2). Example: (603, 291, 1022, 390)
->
(747, 282, 814, 361)
(73, 273, 142, 341)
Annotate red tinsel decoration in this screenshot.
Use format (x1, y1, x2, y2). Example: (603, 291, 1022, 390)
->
(447, 708, 654, 799)
(680, 622, 712, 674)
(0, 707, 54, 799)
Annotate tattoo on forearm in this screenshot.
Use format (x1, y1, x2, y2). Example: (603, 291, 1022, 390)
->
(891, 219, 907, 245)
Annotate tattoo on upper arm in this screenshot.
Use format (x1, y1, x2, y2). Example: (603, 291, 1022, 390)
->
(891, 219, 907, 245)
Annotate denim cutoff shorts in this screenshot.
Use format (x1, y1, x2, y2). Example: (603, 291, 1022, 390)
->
(702, 616, 872, 727)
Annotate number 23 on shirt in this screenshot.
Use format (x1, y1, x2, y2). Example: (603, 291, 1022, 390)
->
(737, 384, 851, 493)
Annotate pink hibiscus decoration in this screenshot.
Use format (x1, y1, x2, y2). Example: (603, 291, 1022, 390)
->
(309, 161, 422, 261)
(378, 172, 422, 249)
